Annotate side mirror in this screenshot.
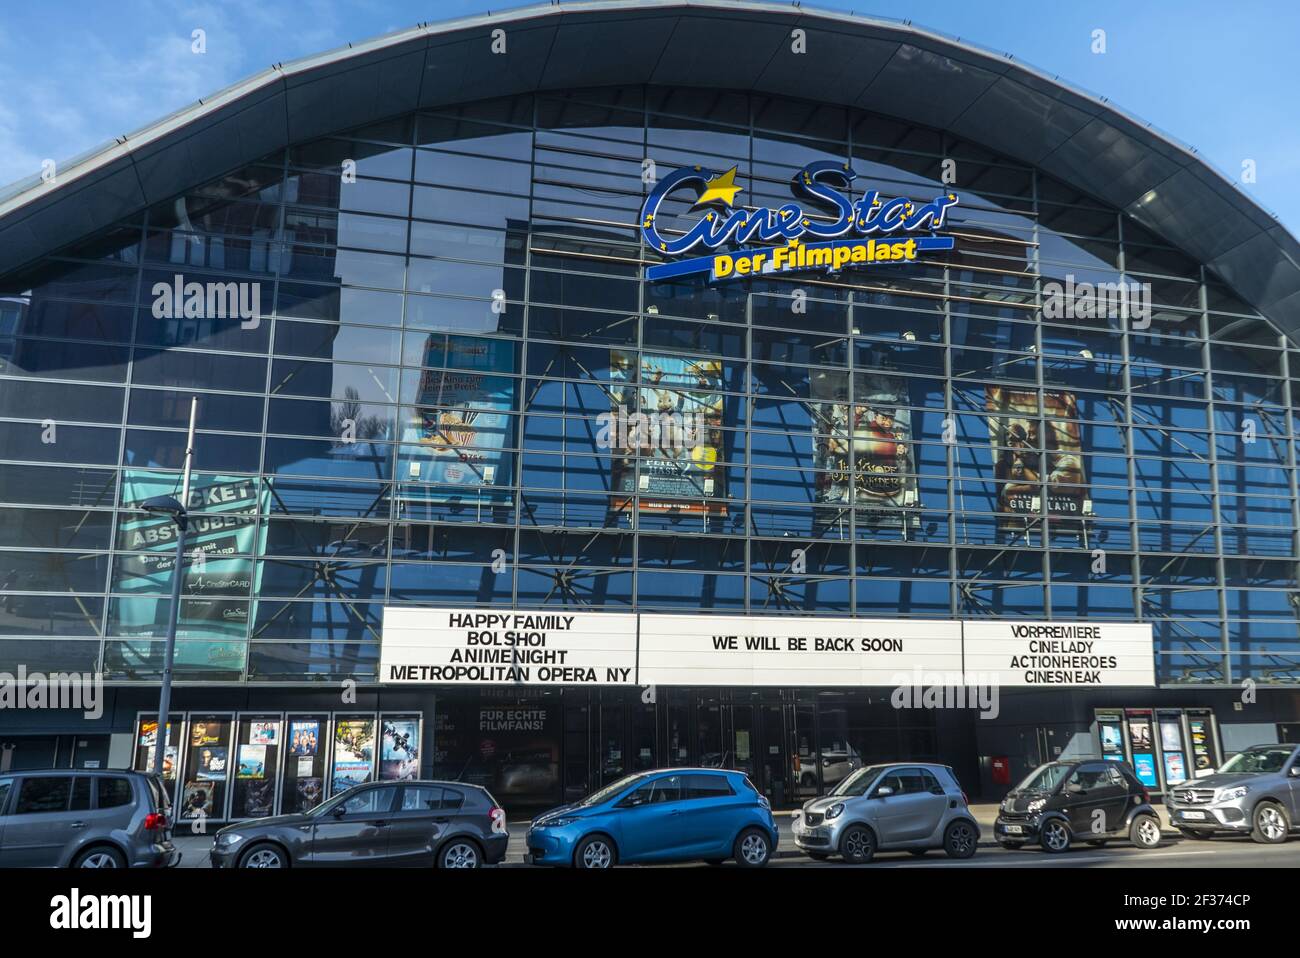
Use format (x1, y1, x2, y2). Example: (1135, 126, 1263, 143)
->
(1289, 766, 1300, 778)
(332, 804, 348, 818)
(874, 785, 894, 798)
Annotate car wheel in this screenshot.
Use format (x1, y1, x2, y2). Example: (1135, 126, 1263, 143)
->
(800, 774, 817, 789)
(1039, 819, 1071, 853)
(574, 835, 616, 869)
(238, 842, 288, 869)
(439, 840, 481, 869)
(73, 846, 126, 869)
(1177, 828, 1213, 840)
(733, 828, 772, 868)
(838, 824, 875, 864)
(943, 820, 978, 859)
(1250, 801, 1291, 845)
(1129, 814, 1162, 849)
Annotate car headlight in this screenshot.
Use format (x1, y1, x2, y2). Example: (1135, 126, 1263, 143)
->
(1216, 786, 1248, 803)
(825, 803, 845, 820)
(1000, 798, 1013, 812)
(216, 832, 244, 847)
(543, 817, 578, 827)
(1027, 798, 1046, 814)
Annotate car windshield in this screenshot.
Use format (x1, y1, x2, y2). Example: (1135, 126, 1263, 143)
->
(829, 765, 886, 797)
(576, 773, 651, 807)
(1015, 764, 1072, 792)
(1218, 746, 1294, 775)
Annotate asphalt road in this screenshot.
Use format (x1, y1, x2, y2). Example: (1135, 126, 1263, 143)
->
(172, 807, 1300, 869)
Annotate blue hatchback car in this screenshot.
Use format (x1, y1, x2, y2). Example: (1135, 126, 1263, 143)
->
(526, 768, 778, 869)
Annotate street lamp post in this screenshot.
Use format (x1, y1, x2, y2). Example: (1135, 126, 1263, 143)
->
(141, 397, 198, 780)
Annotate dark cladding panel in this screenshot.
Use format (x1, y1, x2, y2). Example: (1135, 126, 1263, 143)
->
(285, 42, 430, 144)
(0, 161, 144, 272)
(857, 43, 999, 131)
(1127, 166, 1265, 266)
(948, 76, 1092, 166)
(751, 21, 896, 103)
(1038, 117, 1186, 213)
(537, 12, 678, 90)
(1209, 231, 1300, 327)
(649, 14, 791, 90)
(419, 23, 557, 110)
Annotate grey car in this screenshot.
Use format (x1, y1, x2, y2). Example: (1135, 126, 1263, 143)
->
(1166, 743, 1300, 844)
(791, 763, 980, 863)
(0, 768, 179, 868)
(210, 779, 508, 868)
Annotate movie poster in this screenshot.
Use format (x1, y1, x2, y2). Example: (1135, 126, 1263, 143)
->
(986, 387, 1086, 526)
(113, 471, 268, 673)
(332, 719, 375, 793)
(180, 781, 215, 819)
(237, 744, 268, 779)
(194, 746, 228, 782)
(289, 721, 319, 756)
(295, 777, 324, 813)
(608, 350, 726, 515)
(250, 721, 278, 746)
(812, 372, 918, 525)
(400, 335, 515, 504)
(242, 779, 274, 818)
(380, 719, 420, 781)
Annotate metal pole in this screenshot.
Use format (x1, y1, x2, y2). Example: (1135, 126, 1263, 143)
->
(152, 396, 198, 779)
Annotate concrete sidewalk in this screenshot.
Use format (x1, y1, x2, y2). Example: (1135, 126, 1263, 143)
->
(172, 802, 1181, 868)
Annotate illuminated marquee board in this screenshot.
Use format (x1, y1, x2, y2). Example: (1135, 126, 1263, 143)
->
(640, 160, 959, 282)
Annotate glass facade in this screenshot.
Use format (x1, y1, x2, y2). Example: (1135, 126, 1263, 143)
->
(1, 84, 1298, 691)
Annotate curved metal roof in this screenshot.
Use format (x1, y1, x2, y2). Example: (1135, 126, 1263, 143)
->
(2, 0, 1297, 332)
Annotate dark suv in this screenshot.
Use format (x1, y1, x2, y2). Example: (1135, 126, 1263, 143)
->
(0, 769, 178, 868)
(211, 779, 508, 868)
(994, 760, 1162, 853)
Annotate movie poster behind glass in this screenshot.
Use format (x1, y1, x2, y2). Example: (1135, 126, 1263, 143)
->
(113, 471, 267, 674)
(380, 717, 421, 781)
(608, 350, 726, 514)
(134, 716, 181, 801)
(279, 715, 328, 813)
(332, 717, 376, 794)
(230, 716, 280, 818)
(812, 372, 918, 526)
(400, 335, 515, 504)
(986, 387, 1086, 527)
(186, 716, 232, 818)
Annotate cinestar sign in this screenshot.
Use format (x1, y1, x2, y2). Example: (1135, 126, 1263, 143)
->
(640, 160, 959, 282)
(380, 610, 1154, 688)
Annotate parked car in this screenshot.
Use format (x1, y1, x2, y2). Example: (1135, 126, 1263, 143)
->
(791, 763, 979, 863)
(1166, 742, 1300, 844)
(526, 768, 778, 869)
(994, 760, 1161, 853)
(210, 780, 507, 868)
(0, 768, 179, 868)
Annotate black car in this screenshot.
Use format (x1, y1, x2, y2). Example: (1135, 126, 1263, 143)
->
(994, 760, 1162, 853)
(210, 780, 508, 868)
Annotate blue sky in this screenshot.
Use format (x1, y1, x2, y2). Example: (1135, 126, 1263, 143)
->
(3, 0, 1297, 233)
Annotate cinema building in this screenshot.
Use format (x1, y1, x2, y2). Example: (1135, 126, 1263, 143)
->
(2, 1, 1300, 820)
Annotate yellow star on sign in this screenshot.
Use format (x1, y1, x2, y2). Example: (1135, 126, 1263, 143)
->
(691, 166, 742, 210)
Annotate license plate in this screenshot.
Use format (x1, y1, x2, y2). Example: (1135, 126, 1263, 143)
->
(1180, 810, 1206, 820)
(1004, 824, 1024, 834)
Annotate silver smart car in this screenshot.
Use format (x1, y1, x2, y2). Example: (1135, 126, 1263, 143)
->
(791, 762, 980, 863)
